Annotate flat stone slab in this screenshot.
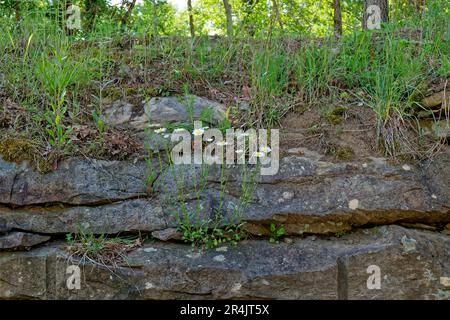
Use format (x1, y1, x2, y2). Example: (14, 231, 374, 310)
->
(144, 95, 226, 125)
(208, 154, 450, 235)
(0, 199, 167, 234)
(0, 157, 150, 206)
(0, 232, 50, 250)
(102, 96, 226, 131)
(0, 226, 448, 299)
(0, 152, 448, 236)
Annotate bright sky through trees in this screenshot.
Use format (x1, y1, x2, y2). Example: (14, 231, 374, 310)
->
(109, 0, 187, 10)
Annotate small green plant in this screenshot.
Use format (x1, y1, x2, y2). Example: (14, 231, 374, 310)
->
(92, 110, 106, 135)
(35, 44, 80, 148)
(44, 104, 72, 147)
(65, 232, 75, 245)
(199, 107, 214, 124)
(179, 221, 245, 249)
(269, 223, 285, 244)
(334, 230, 348, 238)
(65, 226, 142, 266)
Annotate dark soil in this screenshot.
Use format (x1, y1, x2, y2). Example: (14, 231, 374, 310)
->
(278, 104, 381, 162)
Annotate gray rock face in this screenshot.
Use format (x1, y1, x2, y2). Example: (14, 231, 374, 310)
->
(0, 226, 448, 299)
(102, 96, 226, 132)
(0, 152, 448, 237)
(0, 158, 22, 204)
(206, 155, 450, 235)
(0, 199, 167, 234)
(0, 232, 50, 250)
(1, 157, 151, 206)
(144, 96, 226, 125)
(0, 150, 449, 300)
(423, 153, 450, 205)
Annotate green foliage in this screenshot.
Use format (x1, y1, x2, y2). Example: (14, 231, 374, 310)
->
(144, 115, 262, 249)
(35, 43, 80, 147)
(137, 0, 180, 35)
(269, 223, 285, 244)
(334, 230, 348, 238)
(65, 226, 141, 260)
(92, 110, 105, 134)
(180, 221, 245, 249)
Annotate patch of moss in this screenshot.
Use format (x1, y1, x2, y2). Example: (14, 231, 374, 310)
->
(0, 138, 53, 172)
(323, 106, 348, 125)
(334, 230, 348, 238)
(124, 87, 137, 96)
(0, 138, 34, 163)
(326, 144, 354, 160)
(294, 103, 309, 114)
(103, 87, 122, 100)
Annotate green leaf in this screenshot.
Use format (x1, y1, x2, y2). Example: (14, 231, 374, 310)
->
(277, 227, 285, 237)
(270, 223, 276, 232)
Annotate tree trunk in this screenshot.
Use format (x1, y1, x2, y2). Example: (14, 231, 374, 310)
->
(187, 0, 195, 37)
(63, 1, 76, 35)
(84, 0, 99, 32)
(222, 0, 233, 37)
(242, 0, 257, 36)
(152, 0, 158, 39)
(271, 0, 283, 30)
(363, 0, 389, 30)
(333, 0, 342, 36)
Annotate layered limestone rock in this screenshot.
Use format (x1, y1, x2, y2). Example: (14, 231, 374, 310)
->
(0, 157, 150, 206)
(1, 151, 448, 237)
(0, 226, 448, 299)
(0, 232, 50, 250)
(0, 146, 449, 299)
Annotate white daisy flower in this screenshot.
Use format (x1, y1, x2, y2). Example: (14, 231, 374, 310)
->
(216, 140, 229, 146)
(260, 146, 271, 153)
(252, 151, 265, 158)
(192, 128, 205, 136)
(235, 149, 244, 154)
(154, 128, 167, 134)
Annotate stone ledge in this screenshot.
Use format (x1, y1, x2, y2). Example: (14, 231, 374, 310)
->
(0, 152, 449, 238)
(0, 225, 448, 299)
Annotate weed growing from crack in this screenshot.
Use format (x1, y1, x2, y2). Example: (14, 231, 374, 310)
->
(269, 223, 285, 244)
(65, 226, 143, 267)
